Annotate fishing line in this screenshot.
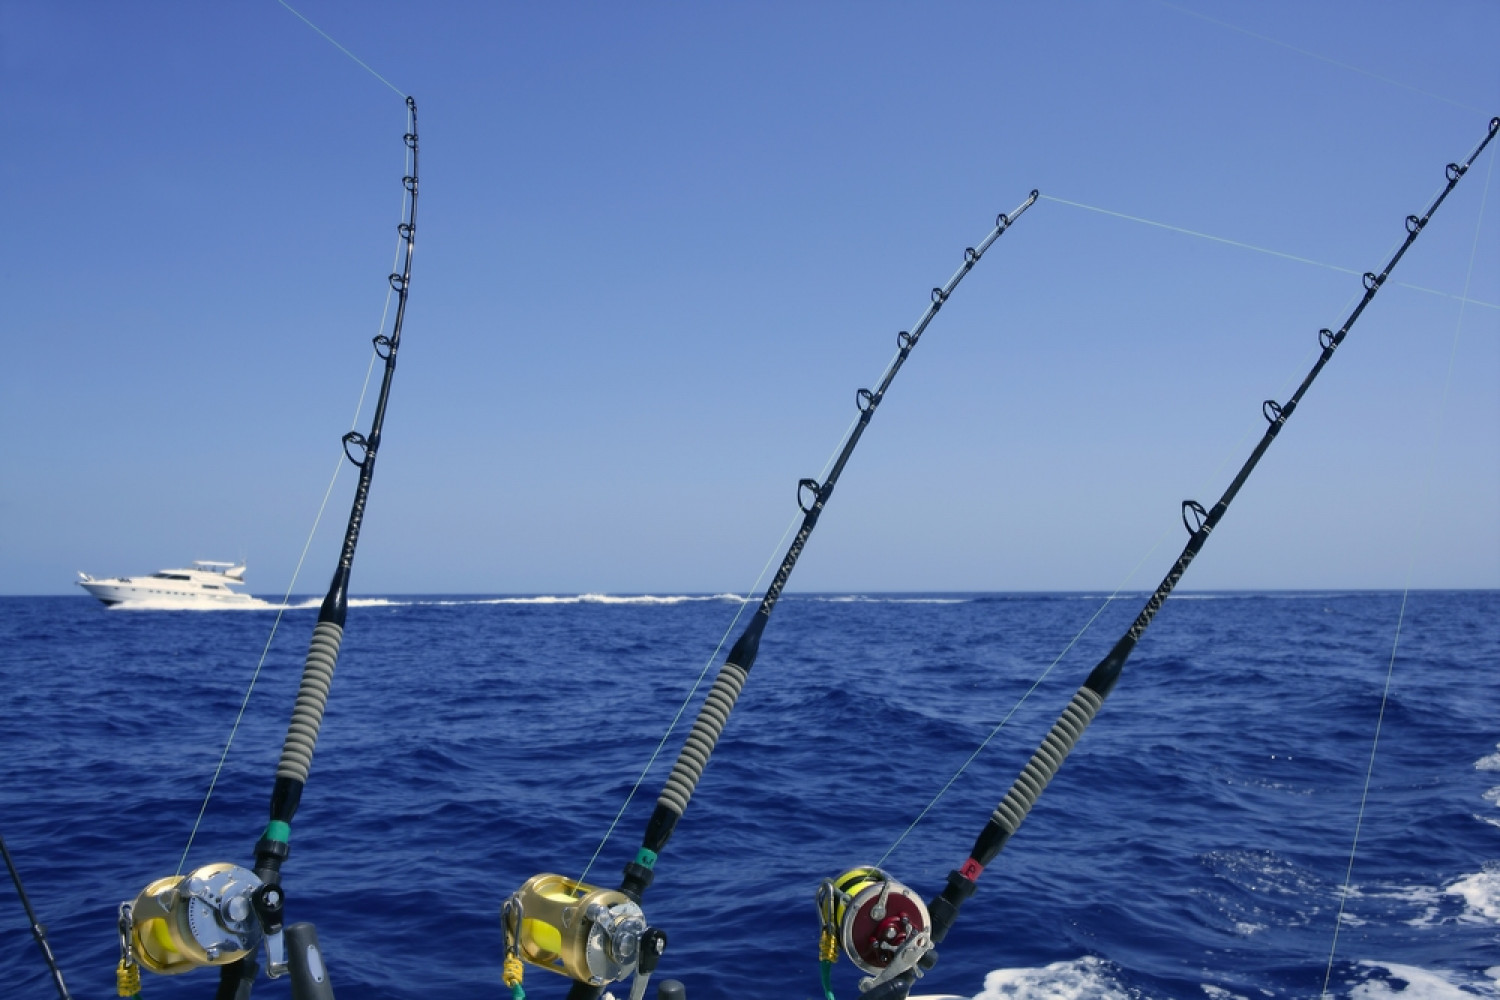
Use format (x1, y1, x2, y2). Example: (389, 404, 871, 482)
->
(510, 196, 1038, 1000)
(1321, 128, 1495, 1000)
(173, 104, 417, 878)
(874, 583, 1143, 869)
(274, 0, 405, 99)
(577, 409, 870, 886)
(575, 532, 789, 887)
(837, 123, 1500, 1000)
(1154, 0, 1486, 115)
(1041, 194, 1498, 311)
(578, 259, 1014, 885)
(875, 232, 1380, 867)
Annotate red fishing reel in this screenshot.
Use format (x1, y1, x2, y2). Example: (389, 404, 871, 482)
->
(817, 867, 933, 990)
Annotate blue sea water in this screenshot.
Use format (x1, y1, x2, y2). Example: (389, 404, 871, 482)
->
(1, 591, 1496, 1000)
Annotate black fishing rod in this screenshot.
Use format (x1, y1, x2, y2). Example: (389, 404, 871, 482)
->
(500, 191, 1038, 1000)
(823, 116, 1498, 1000)
(114, 96, 419, 1000)
(2, 832, 72, 999)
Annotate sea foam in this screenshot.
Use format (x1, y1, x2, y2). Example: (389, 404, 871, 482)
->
(974, 956, 1131, 1000)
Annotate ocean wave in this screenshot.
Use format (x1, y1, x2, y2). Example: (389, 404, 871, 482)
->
(1201, 987, 1252, 1000)
(974, 956, 1131, 1000)
(810, 594, 971, 604)
(107, 598, 281, 611)
(1475, 745, 1500, 771)
(1350, 960, 1493, 999)
(345, 593, 754, 607)
(1445, 870, 1500, 924)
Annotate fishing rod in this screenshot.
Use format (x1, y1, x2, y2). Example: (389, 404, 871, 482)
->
(500, 190, 1039, 1000)
(814, 115, 1499, 1000)
(2, 832, 73, 999)
(113, 95, 419, 1000)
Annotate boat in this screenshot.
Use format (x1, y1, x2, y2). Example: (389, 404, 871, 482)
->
(75, 561, 270, 608)
(2, 6, 1493, 1000)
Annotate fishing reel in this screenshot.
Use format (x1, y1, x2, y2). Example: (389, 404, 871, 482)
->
(503, 874, 667, 998)
(119, 862, 288, 978)
(816, 867, 933, 993)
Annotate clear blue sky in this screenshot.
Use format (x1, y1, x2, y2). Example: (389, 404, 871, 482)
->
(3, 1, 1496, 595)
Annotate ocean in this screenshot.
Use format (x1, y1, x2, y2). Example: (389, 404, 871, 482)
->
(1, 591, 1496, 1000)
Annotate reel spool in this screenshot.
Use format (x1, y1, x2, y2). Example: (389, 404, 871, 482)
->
(504, 873, 650, 987)
(817, 867, 932, 986)
(125, 863, 265, 974)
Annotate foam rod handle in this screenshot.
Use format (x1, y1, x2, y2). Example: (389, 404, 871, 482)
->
(287, 923, 335, 1000)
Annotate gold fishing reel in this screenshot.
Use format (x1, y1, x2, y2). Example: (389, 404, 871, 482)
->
(122, 863, 264, 974)
(120, 862, 287, 978)
(816, 867, 932, 991)
(503, 873, 665, 991)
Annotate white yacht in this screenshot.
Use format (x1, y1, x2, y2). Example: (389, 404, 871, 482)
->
(76, 561, 271, 608)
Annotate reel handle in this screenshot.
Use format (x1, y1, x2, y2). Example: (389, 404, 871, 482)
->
(656, 981, 686, 1000)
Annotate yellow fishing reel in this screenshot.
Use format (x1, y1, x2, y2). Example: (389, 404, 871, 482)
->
(503, 873, 666, 994)
(120, 863, 286, 978)
(816, 867, 932, 993)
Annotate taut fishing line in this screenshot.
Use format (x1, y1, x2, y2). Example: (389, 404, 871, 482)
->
(111, 2, 421, 995)
(575, 522, 801, 888)
(175, 101, 415, 879)
(501, 194, 1039, 1000)
(274, 0, 405, 98)
(576, 270, 996, 886)
(578, 341, 947, 886)
(1041, 194, 1498, 311)
(1155, 0, 1486, 115)
(822, 118, 1498, 1000)
(1320, 127, 1496, 1000)
(874, 229, 1383, 867)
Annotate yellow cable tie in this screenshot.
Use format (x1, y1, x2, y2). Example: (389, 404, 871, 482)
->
(117, 958, 142, 997)
(819, 928, 839, 963)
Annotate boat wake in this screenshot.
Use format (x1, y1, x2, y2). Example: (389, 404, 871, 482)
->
(106, 597, 280, 611)
(1346, 961, 1500, 999)
(961, 957, 1500, 1000)
(343, 593, 752, 607)
(970, 956, 1130, 1000)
